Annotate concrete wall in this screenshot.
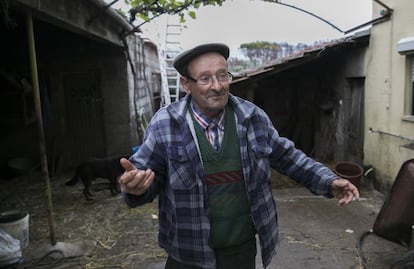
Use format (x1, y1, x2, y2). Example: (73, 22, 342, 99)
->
(364, 0, 414, 190)
(143, 41, 162, 112)
(123, 38, 160, 149)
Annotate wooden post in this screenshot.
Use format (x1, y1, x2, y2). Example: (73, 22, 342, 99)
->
(26, 12, 57, 246)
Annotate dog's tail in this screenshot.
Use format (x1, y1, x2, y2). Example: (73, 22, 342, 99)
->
(66, 171, 79, 186)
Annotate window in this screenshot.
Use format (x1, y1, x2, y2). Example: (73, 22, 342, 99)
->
(411, 56, 414, 115)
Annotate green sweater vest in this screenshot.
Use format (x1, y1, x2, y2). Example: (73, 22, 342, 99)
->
(192, 105, 255, 254)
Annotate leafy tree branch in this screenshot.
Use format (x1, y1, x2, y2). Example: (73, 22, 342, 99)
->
(127, 0, 225, 25)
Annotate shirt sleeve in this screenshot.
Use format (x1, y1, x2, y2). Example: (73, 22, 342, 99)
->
(121, 112, 166, 207)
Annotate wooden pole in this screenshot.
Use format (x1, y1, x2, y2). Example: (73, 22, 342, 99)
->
(26, 12, 57, 246)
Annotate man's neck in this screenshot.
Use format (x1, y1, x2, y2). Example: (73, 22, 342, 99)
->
(190, 101, 224, 121)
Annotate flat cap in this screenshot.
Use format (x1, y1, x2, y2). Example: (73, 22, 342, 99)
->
(173, 43, 230, 77)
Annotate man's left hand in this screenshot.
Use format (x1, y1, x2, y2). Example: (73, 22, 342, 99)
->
(331, 179, 360, 206)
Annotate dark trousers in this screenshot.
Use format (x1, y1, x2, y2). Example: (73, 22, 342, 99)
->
(164, 244, 257, 269)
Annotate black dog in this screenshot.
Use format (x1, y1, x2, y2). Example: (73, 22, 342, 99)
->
(66, 156, 126, 201)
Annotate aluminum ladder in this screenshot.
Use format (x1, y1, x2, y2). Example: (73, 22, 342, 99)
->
(159, 18, 182, 106)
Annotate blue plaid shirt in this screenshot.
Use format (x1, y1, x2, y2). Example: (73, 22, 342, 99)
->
(123, 94, 338, 269)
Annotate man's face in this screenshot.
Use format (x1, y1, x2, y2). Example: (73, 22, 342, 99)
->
(181, 52, 230, 119)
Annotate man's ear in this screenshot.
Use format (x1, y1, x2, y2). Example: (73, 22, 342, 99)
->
(180, 76, 191, 94)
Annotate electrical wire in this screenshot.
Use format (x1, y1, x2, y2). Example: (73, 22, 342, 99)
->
(357, 229, 414, 269)
(356, 229, 374, 269)
(20, 249, 64, 269)
(270, 1, 344, 33)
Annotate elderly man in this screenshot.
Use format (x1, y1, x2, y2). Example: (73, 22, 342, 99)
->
(119, 43, 359, 269)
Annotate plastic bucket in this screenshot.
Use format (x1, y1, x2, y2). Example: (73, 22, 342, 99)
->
(334, 161, 363, 189)
(0, 211, 29, 249)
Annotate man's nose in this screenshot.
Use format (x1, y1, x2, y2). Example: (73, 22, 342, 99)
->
(210, 76, 221, 88)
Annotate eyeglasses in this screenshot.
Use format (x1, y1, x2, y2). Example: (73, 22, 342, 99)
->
(187, 72, 233, 86)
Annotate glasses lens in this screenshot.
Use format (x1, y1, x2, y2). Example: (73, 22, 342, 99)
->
(198, 77, 211, 85)
(217, 73, 229, 82)
(192, 72, 232, 85)
(227, 72, 232, 82)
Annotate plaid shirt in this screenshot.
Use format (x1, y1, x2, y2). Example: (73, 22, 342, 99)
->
(123, 94, 338, 269)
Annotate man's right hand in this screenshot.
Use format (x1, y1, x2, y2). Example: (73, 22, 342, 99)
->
(119, 158, 154, 196)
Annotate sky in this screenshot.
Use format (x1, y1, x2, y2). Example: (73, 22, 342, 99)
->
(111, 0, 373, 56)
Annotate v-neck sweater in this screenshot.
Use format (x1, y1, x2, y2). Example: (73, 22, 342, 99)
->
(191, 105, 255, 254)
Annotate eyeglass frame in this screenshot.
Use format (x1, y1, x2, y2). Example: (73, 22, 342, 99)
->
(186, 72, 233, 86)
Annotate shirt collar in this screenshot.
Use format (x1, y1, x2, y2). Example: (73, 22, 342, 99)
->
(190, 101, 225, 131)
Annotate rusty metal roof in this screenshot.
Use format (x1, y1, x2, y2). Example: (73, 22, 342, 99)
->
(232, 29, 370, 83)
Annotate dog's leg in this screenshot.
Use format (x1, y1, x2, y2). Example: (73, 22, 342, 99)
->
(82, 177, 95, 201)
(110, 178, 118, 195)
(83, 188, 93, 201)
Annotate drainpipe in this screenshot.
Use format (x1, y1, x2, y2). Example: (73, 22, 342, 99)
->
(26, 12, 57, 246)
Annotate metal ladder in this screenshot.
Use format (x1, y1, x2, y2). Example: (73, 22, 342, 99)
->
(158, 43, 171, 106)
(159, 17, 182, 106)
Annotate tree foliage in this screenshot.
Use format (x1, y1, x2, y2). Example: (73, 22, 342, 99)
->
(126, 0, 226, 25)
(125, 0, 284, 25)
(229, 41, 314, 71)
(240, 41, 281, 66)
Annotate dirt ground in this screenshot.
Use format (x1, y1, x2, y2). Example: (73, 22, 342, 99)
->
(0, 168, 299, 269)
(0, 169, 165, 269)
(3, 165, 401, 269)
